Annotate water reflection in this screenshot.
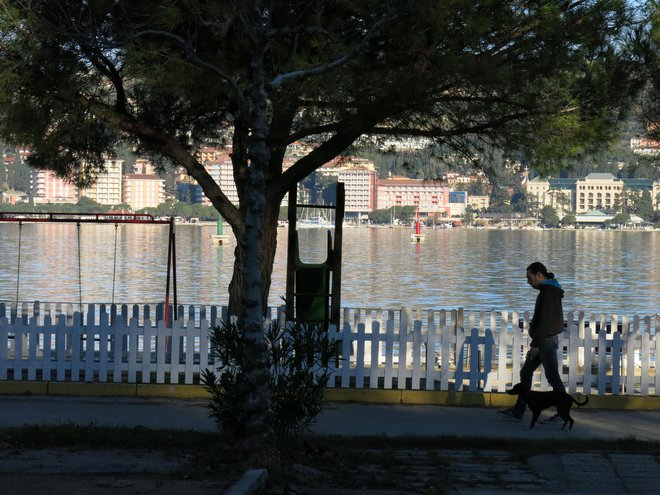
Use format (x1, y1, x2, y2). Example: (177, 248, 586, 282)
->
(0, 224, 658, 317)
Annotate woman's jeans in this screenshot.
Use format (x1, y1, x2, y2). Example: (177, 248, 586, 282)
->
(512, 335, 566, 417)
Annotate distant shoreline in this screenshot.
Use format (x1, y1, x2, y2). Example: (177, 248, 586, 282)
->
(184, 222, 660, 232)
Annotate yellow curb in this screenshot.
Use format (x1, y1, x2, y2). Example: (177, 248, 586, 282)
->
(136, 384, 209, 399)
(324, 388, 402, 404)
(400, 390, 489, 407)
(47, 382, 137, 397)
(0, 381, 49, 396)
(489, 392, 518, 408)
(0, 381, 657, 410)
(584, 394, 660, 410)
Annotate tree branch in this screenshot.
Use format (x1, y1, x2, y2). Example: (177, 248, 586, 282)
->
(117, 29, 246, 109)
(367, 111, 535, 138)
(75, 94, 243, 231)
(268, 9, 395, 89)
(275, 116, 378, 199)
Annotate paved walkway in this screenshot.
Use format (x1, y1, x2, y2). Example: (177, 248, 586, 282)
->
(1, 395, 659, 441)
(0, 395, 659, 494)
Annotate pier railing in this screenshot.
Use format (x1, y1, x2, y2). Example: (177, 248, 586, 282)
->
(0, 302, 657, 396)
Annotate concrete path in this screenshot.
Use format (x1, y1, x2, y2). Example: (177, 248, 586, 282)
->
(0, 395, 216, 431)
(1, 395, 659, 442)
(311, 402, 660, 441)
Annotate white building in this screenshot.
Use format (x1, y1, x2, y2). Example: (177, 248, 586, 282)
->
(525, 177, 574, 217)
(79, 158, 123, 205)
(195, 153, 238, 206)
(525, 172, 660, 215)
(189, 144, 301, 207)
(319, 158, 377, 216)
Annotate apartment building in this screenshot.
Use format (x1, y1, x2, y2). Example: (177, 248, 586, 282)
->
(79, 158, 123, 205)
(525, 172, 660, 214)
(575, 173, 626, 213)
(188, 144, 304, 207)
(630, 136, 660, 156)
(196, 146, 228, 164)
(30, 169, 78, 204)
(123, 174, 166, 210)
(525, 177, 575, 216)
(376, 176, 450, 216)
(318, 158, 377, 216)
(448, 190, 467, 216)
(133, 158, 156, 175)
(467, 195, 490, 211)
(194, 150, 238, 206)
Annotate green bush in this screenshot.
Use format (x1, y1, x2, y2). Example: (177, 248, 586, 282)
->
(200, 320, 335, 440)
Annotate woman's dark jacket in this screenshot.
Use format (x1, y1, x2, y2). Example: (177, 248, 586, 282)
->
(529, 279, 564, 347)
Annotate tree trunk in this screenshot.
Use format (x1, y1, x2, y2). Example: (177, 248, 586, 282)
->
(227, 205, 280, 320)
(234, 48, 277, 453)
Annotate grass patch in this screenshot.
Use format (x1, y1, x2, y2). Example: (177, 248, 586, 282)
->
(0, 424, 222, 451)
(2, 425, 659, 457)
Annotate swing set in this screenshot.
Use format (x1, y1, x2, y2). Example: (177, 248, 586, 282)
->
(0, 211, 178, 326)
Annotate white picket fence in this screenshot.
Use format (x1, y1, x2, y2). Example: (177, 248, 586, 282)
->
(0, 302, 657, 396)
(328, 307, 658, 396)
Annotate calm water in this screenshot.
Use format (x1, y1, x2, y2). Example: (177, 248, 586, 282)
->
(0, 223, 658, 317)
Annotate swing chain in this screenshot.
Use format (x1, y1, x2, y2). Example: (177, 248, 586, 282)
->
(112, 223, 118, 305)
(77, 221, 83, 313)
(15, 221, 23, 307)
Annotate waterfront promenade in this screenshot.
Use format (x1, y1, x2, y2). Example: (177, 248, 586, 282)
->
(1, 393, 659, 441)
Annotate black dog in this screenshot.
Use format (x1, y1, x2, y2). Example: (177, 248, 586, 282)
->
(507, 382, 589, 430)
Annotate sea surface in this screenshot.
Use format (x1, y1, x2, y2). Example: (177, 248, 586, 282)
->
(0, 223, 658, 318)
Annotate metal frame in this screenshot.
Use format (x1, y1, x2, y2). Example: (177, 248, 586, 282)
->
(285, 182, 345, 329)
(0, 212, 178, 325)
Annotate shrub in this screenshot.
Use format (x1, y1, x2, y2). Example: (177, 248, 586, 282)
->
(200, 320, 335, 440)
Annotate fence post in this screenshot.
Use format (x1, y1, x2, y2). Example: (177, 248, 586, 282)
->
(496, 311, 510, 392)
(98, 307, 111, 383)
(625, 317, 637, 394)
(369, 320, 381, 389)
(567, 312, 578, 394)
(384, 316, 395, 389)
(453, 310, 466, 391)
(611, 331, 622, 395)
(355, 322, 366, 389)
(397, 307, 410, 390)
(583, 314, 594, 396)
(340, 320, 352, 389)
(411, 318, 423, 390)
(641, 316, 650, 395)
(439, 310, 450, 390)
(425, 310, 438, 391)
(597, 315, 608, 395)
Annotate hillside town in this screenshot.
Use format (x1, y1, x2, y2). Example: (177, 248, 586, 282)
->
(2, 138, 659, 229)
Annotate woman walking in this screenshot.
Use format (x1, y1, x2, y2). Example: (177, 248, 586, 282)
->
(498, 261, 566, 423)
